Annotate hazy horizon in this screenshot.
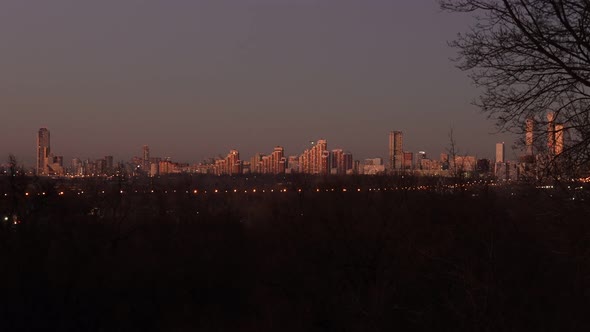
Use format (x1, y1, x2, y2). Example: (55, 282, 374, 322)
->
(0, 0, 517, 167)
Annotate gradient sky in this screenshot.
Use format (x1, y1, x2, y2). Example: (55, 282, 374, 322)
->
(0, 0, 516, 166)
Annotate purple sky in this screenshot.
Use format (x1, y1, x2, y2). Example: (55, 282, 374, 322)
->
(0, 0, 516, 166)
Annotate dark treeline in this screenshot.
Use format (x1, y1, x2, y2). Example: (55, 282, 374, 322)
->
(0, 174, 589, 331)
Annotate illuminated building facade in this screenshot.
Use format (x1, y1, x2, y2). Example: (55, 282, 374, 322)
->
(300, 139, 328, 174)
(389, 131, 403, 172)
(37, 128, 50, 175)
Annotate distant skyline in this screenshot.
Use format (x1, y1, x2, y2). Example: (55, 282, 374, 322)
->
(1, 0, 516, 166)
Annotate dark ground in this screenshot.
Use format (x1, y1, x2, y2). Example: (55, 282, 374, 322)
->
(0, 174, 589, 331)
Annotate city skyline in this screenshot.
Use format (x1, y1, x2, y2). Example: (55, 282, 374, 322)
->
(0, 1, 516, 166)
(3, 126, 521, 172)
(22, 127, 529, 178)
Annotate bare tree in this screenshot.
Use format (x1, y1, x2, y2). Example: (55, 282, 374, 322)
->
(440, 0, 590, 175)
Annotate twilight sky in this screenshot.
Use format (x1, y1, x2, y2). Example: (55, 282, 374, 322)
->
(0, 0, 516, 166)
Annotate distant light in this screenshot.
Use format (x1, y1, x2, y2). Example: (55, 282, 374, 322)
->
(25, 192, 29, 196)
(3, 217, 8, 221)
(193, 190, 197, 194)
(214, 189, 218, 193)
(342, 188, 347, 192)
(120, 190, 124, 194)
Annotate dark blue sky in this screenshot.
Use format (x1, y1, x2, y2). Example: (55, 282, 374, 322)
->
(0, 0, 515, 166)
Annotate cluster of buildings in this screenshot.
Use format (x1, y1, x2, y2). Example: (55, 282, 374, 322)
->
(36, 128, 118, 177)
(33, 127, 487, 178)
(32, 118, 570, 180)
(193, 140, 354, 176)
(494, 112, 568, 181)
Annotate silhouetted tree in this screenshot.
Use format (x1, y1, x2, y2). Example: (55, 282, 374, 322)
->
(441, 0, 590, 175)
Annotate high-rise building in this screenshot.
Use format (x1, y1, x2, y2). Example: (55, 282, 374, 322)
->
(526, 118, 534, 156)
(343, 152, 353, 175)
(71, 158, 83, 176)
(286, 155, 299, 174)
(495, 142, 506, 177)
(271, 146, 285, 174)
(300, 139, 328, 174)
(250, 153, 264, 174)
(496, 142, 505, 163)
(330, 149, 344, 175)
(555, 124, 564, 155)
(142, 145, 150, 171)
(105, 156, 114, 174)
(416, 151, 426, 170)
(547, 112, 556, 154)
(37, 128, 50, 175)
(403, 152, 413, 170)
(226, 149, 240, 175)
(389, 131, 403, 172)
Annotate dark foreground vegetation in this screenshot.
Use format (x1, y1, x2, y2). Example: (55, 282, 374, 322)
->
(1, 174, 589, 331)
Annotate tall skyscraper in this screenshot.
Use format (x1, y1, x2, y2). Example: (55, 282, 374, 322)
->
(389, 131, 403, 172)
(555, 124, 564, 155)
(271, 146, 285, 174)
(526, 118, 534, 156)
(330, 149, 344, 175)
(299, 139, 328, 174)
(547, 112, 556, 154)
(142, 145, 150, 171)
(496, 142, 505, 163)
(226, 149, 241, 175)
(37, 128, 50, 175)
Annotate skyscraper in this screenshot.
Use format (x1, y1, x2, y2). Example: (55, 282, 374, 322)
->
(389, 131, 403, 172)
(271, 146, 285, 174)
(299, 139, 327, 174)
(403, 151, 413, 170)
(330, 149, 344, 175)
(555, 124, 564, 155)
(496, 142, 505, 163)
(526, 118, 534, 156)
(250, 153, 264, 174)
(226, 149, 241, 175)
(495, 142, 505, 177)
(37, 128, 50, 175)
(142, 145, 150, 171)
(547, 112, 556, 154)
